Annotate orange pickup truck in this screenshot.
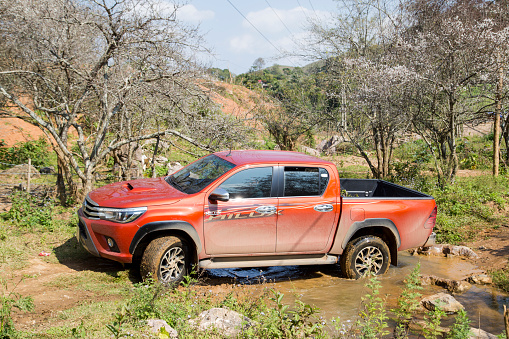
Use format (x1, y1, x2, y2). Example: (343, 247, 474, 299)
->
(77, 150, 436, 283)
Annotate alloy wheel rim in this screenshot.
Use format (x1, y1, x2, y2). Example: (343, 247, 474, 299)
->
(159, 247, 185, 282)
(354, 246, 384, 276)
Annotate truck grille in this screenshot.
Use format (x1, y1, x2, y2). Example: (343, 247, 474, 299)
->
(78, 219, 88, 240)
(83, 195, 101, 220)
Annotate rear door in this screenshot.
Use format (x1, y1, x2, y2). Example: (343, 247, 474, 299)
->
(203, 166, 278, 255)
(276, 166, 337, 253)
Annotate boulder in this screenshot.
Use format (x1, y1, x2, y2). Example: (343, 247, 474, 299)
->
(420, 275, 472, 293)
(444, 245, 479, 259)
(167, 162, 183, 175)
(39, 166, 55, 174)
(189, 308, 253, 337)
(421, 293, 464, 313)
(466, 274, 492, 285)
(416, 245, 479, 259)
(1, 164, 40, 178)
(147, 319, 178, 338)
(318, 135, 344, 154)
(155, 155, 168, 165)
(468, 327, 498, 339)
(300, 146, 320, 157)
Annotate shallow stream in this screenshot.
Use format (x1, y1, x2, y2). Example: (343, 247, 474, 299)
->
(206, 252, 509, 335)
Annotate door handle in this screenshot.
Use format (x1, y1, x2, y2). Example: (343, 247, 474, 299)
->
(314, 204, 334, 212)
(255, 205, 277, 214)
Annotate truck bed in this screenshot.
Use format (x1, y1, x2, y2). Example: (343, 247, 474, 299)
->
(339, 179, 432, 199)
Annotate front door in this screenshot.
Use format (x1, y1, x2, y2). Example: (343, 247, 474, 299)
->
(204, 166, 278, 255)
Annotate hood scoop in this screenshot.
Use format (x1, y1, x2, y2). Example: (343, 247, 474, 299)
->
(124, 182, 157, 193)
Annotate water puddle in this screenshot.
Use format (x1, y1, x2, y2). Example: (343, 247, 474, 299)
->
(206, 251, 509, 335)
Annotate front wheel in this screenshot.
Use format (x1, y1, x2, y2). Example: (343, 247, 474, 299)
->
(140, 236, 188, 285)
(340, 235, 390, 279)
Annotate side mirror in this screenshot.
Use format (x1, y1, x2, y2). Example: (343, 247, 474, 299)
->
(209, 188, 229, 202)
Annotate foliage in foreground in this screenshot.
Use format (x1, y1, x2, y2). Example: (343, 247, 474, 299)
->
(1, 279, 34, 338)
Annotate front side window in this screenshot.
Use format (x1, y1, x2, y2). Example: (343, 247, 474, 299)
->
(219, 167, 273, 199)
(284, 167, 329, 197)
(166, 155, 235, 194)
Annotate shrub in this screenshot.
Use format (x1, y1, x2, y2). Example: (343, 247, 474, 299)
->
(0, 138, 51, 169)
(356, 274, 389, 338)
(393, 263, 423, 338)
(2, 191, 54, 231)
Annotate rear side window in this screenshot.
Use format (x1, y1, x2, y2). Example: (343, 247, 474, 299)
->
(284, 167, 329, 197)
(219, 167, 273, 199)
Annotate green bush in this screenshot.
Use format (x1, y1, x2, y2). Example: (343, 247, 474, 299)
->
(1, 191, 54, 231)
(0, 138, 51, 169)
(447, 309, 472, 339)
(423, 176, 509, 244)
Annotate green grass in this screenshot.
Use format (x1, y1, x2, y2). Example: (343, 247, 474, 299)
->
(490, 265, 509, 293)
(425, 175, 509, 244)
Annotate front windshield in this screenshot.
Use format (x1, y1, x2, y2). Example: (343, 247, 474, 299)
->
(166, 155, 235, 194)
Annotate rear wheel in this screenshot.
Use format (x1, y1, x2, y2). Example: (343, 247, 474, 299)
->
(340, 235, 390, 279)
(140, 236, 188, 285)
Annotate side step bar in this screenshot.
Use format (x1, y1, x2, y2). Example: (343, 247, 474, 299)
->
(199, 254, 338, 269)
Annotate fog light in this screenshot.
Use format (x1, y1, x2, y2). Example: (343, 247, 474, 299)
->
(105, 236, 119, 252)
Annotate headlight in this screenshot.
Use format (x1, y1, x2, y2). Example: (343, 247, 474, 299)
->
(97, 207, 147, 223)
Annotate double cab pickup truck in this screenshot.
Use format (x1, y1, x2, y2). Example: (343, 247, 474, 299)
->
(77, 150, 436, 283)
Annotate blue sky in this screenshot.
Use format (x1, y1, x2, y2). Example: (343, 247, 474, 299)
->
(176, 0, 338, 74)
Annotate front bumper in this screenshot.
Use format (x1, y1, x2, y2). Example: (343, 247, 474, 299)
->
(76, 209, 134, 263)
(423, 232, 436, 247)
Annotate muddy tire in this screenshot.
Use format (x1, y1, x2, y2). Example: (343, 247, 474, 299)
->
(340, 236, 390, 279)
(140, 236, 188, 285)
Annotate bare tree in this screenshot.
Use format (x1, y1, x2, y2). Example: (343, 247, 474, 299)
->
(397, 0, 509, 185)
(0, 0, 245, 203)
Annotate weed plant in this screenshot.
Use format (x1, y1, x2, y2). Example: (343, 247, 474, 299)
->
(447, 309, 473, 339)
(2, 191, 54, 231)
(0, 279, 34, 338)
(490, 265, 509, 293)
(392, 263, 423, 338)
(356, 274, 389, 339)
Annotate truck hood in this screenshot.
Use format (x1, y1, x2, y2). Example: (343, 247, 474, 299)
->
(88, 177, 187, 208)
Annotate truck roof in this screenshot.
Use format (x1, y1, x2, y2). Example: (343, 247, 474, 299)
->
(214, 150, 334, 166)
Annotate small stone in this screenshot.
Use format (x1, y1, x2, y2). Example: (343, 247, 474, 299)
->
(147, 319, 178, 338)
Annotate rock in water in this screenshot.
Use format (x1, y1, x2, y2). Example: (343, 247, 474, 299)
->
(421, 292, 464, 313)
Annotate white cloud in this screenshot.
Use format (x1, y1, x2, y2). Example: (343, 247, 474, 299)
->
(177, 4, 215, 23)
(229, 34, 259, 54)
(243, 6, 331, 34)
(229, 6, 333, 57)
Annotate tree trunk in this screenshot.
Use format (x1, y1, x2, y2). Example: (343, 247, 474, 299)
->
(80, 175, 94, 203)
(494, 56, 503, 177)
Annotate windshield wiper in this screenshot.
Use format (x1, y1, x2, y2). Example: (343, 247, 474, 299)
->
(167, 176, 185, 192)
